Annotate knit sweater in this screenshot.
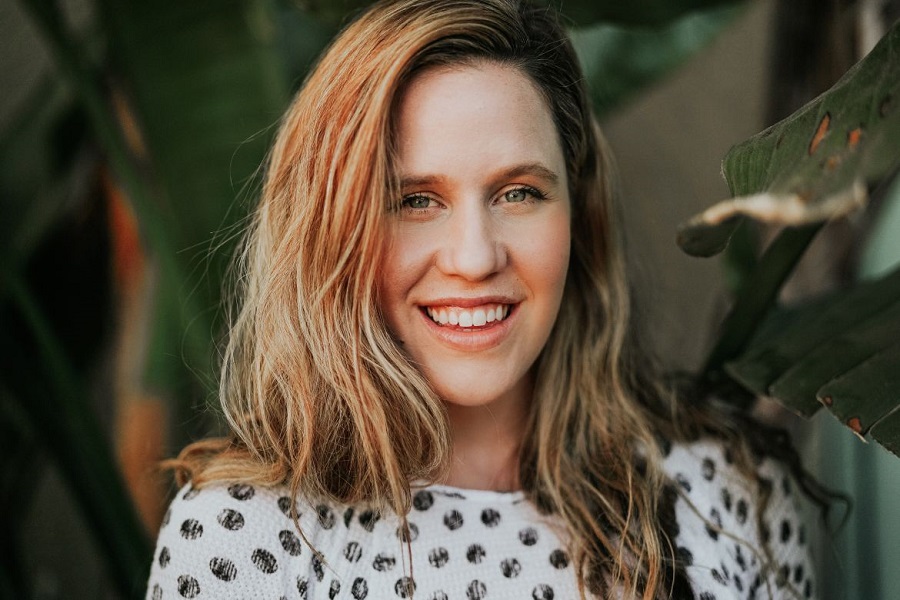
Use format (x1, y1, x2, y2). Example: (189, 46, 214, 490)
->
(146, 439, 815, 599)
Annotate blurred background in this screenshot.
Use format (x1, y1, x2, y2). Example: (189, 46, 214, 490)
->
(1, 0, 899, 598)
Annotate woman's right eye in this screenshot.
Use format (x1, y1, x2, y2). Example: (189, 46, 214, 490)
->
(401, 195, 434, 210)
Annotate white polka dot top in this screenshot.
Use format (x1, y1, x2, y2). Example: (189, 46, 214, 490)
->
(146, 439, 816, 599)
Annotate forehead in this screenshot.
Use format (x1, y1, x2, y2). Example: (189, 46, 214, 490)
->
(393, 62, 565, 181)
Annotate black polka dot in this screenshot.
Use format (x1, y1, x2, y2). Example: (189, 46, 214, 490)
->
(734, 545, 747, 571)
(280, 530, 303, 556)
(277, 496, 295, 518)
(351, 577, 369, 599)
(177, 574, 200, 598)
(312, 553, 325, 581)
(344, 541, 362, 562)
(481, 508, 501, 527)
(444, 509, 464, 531)
(702, 457, 716, 481)
(394, 576, 415, 598)
(151, 583, 162, 600)
(736, 498, 748, 525)
(413, 491, 434, 510)
(676, 546, 693, 566)
(500, 558, 521, 578)
(532, 584, 554, 600)
(180, 519, 203, 540)
(466, 544, 486, 564)
(317, 505, 336, 529)
(549, 549, 569, 569)
(252, 548, 278, 574)
(712, 567, 726, 585)
(396, 522, 419, 542)
(158, 546, 170, 568)
(344, 507, 355, 527)
(329, 579, 341, 599)
(804, 578, 812, 598)
(675, 473, 692, 493)
(719, 562, 730, 580)
(793, 564, 804, 584)
(706, 507, 722, 540)
(373, 553, 396, 572)
(761, 522, 771, 544)
(519, 527, 538, 546)
(699, 593, 716, 600)
(297, 576, 309, 598)
(466, 580, 487, 600)
(429, 593, 449, 600)
(780, 519, 792, 543)
(217, 508, 245, 531)
(720, 487, 733, 512)
(734, 574, 744, 591)
(182, 486, 200, 500)
(209, 557, 237, 581)
(359, 509, 380, 532)
(227, 483, 255, 501)
(428, 547, 449, 568)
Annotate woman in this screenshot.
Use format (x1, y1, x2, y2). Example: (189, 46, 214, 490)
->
(147, 0, 816, 598)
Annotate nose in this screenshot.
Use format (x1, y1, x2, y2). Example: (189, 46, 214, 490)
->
(436, 204, 506, 281)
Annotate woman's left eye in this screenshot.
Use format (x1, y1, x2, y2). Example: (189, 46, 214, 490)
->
(501, 186, 544, 203)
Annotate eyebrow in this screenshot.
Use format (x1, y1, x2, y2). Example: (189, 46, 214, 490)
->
(399, 162, 561, 189)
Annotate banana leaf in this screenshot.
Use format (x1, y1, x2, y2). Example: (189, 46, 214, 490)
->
(677, 18, 900, 258)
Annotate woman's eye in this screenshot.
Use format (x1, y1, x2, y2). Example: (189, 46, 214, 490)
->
(501, 186, 543, 204)
(402, 195, 433, 209)
(504, 189, 527, 203)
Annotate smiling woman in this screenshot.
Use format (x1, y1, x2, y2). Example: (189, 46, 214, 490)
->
(146, 1, 817, 599)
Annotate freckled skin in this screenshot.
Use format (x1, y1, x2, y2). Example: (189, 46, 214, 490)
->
(378, 63, 571, 417)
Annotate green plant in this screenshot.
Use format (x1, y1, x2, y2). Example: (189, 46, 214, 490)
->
(678, 18, 900, 455)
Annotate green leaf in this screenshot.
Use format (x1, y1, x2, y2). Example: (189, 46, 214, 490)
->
(572, 2, 745, 117)
(702, 223, 822, 377)
(97, 0, 295, 392)
(870, 408, 900, 457)
(300, 0, 745, 28)
(818, 342, 900, 443)
(3, 276, 151, 596)
(546, 0, 744, 27)
(677, 18, 900, 257)
(725, 266, 900, 416)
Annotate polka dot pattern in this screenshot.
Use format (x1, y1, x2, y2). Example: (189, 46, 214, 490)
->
(145, 439, 815, 599)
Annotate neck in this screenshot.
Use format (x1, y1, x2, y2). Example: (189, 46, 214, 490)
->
(442, 378, 531, 492)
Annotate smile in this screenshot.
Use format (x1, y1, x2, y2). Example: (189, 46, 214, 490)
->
(423, 304, 512, 328)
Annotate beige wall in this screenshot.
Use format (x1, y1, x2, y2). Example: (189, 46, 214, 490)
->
(603, 0, 774, 372)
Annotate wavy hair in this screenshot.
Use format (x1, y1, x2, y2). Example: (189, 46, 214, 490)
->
(170, 1, 804, 597)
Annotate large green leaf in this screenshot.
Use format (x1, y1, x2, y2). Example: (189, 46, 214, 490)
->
(97, 0, 297, 397)
(726, 267, 900, 417)
(572, 2, 745, 117)
(677, 18, 900, 258)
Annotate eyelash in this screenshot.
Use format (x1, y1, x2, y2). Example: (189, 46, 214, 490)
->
(399, 185, 547, 212)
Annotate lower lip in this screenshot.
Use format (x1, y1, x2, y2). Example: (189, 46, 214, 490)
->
(419, 306, 517, 351)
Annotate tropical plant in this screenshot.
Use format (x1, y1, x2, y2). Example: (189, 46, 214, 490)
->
(2, 0, 896, 597)
(678, 17, 900, 456)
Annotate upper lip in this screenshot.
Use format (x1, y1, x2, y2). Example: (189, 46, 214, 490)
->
(419, 295, 520, 308)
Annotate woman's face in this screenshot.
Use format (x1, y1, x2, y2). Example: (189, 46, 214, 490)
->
(379, 62, 571, 410)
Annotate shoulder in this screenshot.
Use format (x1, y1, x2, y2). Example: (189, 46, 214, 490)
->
(145, 481, 307, 599)
(661, 438, 816, 599)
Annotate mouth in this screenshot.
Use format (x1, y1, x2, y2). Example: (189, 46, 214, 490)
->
(422, 303, 514, 328)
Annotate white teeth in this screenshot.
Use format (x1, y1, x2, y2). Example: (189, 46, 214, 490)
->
(424, 303, 511, 328)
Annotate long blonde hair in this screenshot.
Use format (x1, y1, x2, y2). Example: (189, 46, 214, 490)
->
(173, 0, 757, 597)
